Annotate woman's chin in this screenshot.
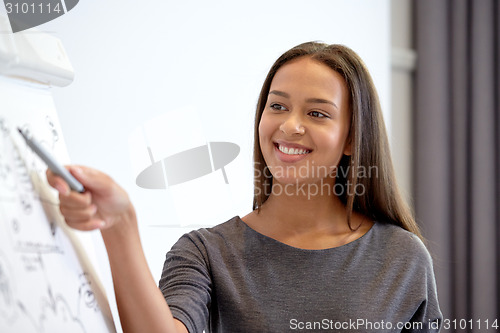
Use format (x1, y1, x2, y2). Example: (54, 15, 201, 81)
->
(272, 176, 333, 188)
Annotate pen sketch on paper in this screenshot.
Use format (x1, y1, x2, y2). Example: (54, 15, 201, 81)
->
(0, 79, 115, 333)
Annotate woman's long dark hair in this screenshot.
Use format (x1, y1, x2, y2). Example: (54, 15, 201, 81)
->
(252, 42, 422, 241)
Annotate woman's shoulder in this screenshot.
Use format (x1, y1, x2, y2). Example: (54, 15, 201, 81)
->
(189, 215, 245, 237)
(372, 221, 423, 244)
(172, 216, 246, 249)
(167, 216, 255, 271)
(370, 221, 434, 266)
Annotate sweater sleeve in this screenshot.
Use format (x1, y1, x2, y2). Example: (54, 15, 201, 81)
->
(158, 231, 212, 333)
(404, 235, 443, 333)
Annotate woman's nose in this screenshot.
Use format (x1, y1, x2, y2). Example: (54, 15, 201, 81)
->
(279, 113, 305, 136)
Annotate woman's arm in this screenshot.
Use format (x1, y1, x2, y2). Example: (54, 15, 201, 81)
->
(47, 166, 188, 333)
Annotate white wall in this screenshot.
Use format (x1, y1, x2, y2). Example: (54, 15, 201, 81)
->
(390, 0, 415, 202)
(33, 1, 389, 331)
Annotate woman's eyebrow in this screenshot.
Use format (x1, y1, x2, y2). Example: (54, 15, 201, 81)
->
(269, 90, 338, 110)
(306, 97, 338, 110)
(269, 90, 290, 98)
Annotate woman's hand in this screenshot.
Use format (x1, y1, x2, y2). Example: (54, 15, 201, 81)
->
(47, 165, 187, 333)
(46, 165, 135, 231)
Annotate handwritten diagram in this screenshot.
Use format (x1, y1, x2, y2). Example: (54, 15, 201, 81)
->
(0, 79, 115, 333)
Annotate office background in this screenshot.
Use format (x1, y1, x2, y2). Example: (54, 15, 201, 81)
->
(413, 0, 499, 329)
(9, 0, 497, 331)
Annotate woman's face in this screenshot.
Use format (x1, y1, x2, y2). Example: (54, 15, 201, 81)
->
(258, 57, 351, 186)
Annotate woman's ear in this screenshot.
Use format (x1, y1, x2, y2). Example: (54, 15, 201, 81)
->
(343, 136, 352, 156)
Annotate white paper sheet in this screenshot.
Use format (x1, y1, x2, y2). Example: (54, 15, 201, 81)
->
(0, 77, 115, 333)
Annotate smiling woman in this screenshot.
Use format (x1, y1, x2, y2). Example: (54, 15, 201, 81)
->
(47, 42, 442, 333)
(252, 43, 421, 237)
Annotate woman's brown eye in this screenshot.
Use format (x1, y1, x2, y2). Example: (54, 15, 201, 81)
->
(309, 111, 327, 118)
(270, 103, 286, 111)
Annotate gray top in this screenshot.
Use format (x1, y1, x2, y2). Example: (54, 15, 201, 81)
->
(159, 216, 442, 333)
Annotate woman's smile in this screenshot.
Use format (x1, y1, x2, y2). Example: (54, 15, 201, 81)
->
(273, 140, 312, 163)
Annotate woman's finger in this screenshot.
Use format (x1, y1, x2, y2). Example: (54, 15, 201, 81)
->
(59, 203, 97, 221)
(64, 217, 104, 231)
(46, 168, 70, 196)
(58, 191, 92, 209)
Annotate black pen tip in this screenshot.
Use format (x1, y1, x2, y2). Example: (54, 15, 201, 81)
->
(17, 128, 28, 139)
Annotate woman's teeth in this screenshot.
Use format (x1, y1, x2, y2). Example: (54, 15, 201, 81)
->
(278, 145, 310, 155)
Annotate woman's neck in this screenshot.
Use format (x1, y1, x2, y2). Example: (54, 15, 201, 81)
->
(242, 178, 373, 249)
(261, 185, 348, 232)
